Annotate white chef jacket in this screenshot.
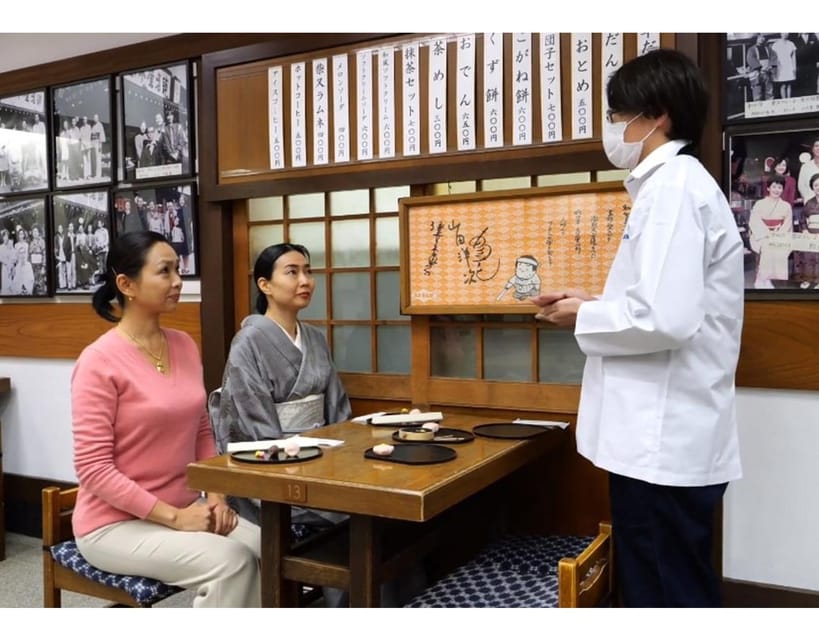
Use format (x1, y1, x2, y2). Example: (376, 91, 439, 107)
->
(575, 140, 744, 486)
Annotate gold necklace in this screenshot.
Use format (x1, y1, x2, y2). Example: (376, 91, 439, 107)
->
(121, 327, 166, 373)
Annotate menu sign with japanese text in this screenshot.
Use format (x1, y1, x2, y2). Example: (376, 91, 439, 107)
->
(400, 183, 630, 313)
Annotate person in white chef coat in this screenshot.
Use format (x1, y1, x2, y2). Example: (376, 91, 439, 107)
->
(532, 49, 744, 607)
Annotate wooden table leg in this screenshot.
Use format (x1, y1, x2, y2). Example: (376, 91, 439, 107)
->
(260, 500, 298, 607)
(349, 514, 380, 607)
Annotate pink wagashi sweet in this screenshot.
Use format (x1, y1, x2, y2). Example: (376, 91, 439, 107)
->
(422, 421, 440, 433)
(372, 443, 395, 456)
(283, 439, 301, 458)
(409, 408, 421, 415)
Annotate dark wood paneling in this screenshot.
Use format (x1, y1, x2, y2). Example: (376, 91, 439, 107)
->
(0, 303, 200, 359)
(737, 301, 819, 390)
(723, 578, 819, 607)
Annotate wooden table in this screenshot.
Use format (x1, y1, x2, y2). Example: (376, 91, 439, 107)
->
(0, 377, 10, 561)
(187, 412, 566, 607)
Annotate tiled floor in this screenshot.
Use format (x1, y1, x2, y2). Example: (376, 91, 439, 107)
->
(0, 532, 193, 607)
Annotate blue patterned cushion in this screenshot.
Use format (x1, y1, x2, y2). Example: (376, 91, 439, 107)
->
(405, 561, 560, 608)
(50, 541, 181, 605)
(473, 534, 594, 575)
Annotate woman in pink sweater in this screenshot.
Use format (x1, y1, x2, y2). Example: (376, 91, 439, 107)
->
(72, 230, 260, 607)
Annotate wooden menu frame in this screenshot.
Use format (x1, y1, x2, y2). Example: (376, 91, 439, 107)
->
(399, 182, 629, 314)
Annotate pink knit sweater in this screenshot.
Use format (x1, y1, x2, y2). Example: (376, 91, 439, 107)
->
(71, 328, 216, 537)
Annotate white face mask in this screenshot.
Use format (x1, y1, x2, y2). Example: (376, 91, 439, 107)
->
(602, 113, 656, 170)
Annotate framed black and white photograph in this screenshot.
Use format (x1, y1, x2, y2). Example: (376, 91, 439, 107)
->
(120, 61, 192, 183)
(0, 196, 50, 297)
(727, 121, 819, 293)
(114, 182, 197, 276)
(0, 89, 49, 194)
(51, 190, 111, 295)
(725, 33, 819, 123)
(51, 77, 113, 189)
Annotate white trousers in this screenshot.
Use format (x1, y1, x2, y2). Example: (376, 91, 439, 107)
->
(76, 516, 261, 607)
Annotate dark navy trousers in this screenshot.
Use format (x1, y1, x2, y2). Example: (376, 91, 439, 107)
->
(608, 472, 727, 607)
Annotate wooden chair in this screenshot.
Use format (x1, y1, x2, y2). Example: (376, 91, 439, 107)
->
(558, 521, 613, 607)
(404, 522, 613, 608)
(42, 486, 181, 607)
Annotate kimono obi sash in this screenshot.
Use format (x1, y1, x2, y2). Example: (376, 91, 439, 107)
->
(276, 393, 325, 434)
(807, 215, 819, 231)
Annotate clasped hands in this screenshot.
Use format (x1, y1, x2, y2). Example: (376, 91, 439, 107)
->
(529, 289, 594, 327)
(176, 498, 238, 536)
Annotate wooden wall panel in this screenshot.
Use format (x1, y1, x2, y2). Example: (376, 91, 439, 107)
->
(737, 301, 819, 391)
(0, 303, 201, 360)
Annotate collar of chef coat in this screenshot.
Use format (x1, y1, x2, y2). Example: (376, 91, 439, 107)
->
(623, 139, 691, 199)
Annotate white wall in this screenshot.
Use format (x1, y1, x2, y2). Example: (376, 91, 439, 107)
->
(0, 34, 175, 74)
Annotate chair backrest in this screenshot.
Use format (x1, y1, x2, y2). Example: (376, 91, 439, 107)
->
(42, 486, 77, 548)
(557, 521, 613, 608)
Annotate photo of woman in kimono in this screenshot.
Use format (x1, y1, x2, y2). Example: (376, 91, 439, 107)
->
(211, 242, 351, 535)
(793, 172, 819, 288)
(748, 174, 793, 288)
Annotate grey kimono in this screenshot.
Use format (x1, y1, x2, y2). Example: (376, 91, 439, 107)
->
(211, 314, 351, 526)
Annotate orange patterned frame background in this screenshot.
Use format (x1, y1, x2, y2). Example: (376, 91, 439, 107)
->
(400, 182, 630, 314)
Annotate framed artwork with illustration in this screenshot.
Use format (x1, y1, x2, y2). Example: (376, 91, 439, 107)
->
(113, 181, 197, 277)
(726, 120, 819, 294)
(0, 196, 50, 297)
(51, 190, 111, 295)
(0, 89, 49, 194)
(724, 33, 819, 123)
(51, 77, 114, 189)
(120, 61, 193, 183)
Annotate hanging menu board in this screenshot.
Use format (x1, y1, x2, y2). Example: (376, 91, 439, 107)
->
(399, 182, 630, 314)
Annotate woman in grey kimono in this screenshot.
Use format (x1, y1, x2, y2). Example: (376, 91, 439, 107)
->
(212, 243, 351, 533)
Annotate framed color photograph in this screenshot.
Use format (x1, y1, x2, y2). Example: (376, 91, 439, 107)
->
(724, 33, 819, 123)
(120, 62, 192, 182)
(51, 190, 111, 295)
(0, 196, 50, 297)
(114, 182, 197, 276)
(727, 121, 819, 293)
(0, 89, 49, 195)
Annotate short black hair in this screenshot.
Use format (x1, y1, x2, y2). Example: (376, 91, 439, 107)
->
(606, 48, 708, 147)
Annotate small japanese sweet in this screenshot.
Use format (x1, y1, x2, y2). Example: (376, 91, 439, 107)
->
(373, 443, 395, 456)
(409, 408, 422, 415)
(255, 444, 280, 460)
(283, 438, 301, 457)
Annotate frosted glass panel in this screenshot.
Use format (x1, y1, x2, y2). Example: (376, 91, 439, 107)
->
(333, 325, 372, 372)
(249, 224, 284, 268)
(331, 273, 371, 320)
(484, 328, 531, 382)
(331, 219, 370, 267)
(596, 169, 630, 182)
(289, 192, 325, 219)
(329, 189, 369, 215)
(430, 326, 477, 378)
(536, 172, 592, 187)
(432, 181, 477, 195)
(248, 196, 284, 221)
(289, 222, 326, 267)
(300, 273, 327, 320)
(375, 217, 399, 266)
(482, 176, 530, 191)
(377, 325, 410, 373)
(376, 271, 402, 320)
(538, 329, 586, 384)
(374, 185, 409, 212)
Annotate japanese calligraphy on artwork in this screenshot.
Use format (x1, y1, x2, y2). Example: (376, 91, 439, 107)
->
(400, 183, 630, 313)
